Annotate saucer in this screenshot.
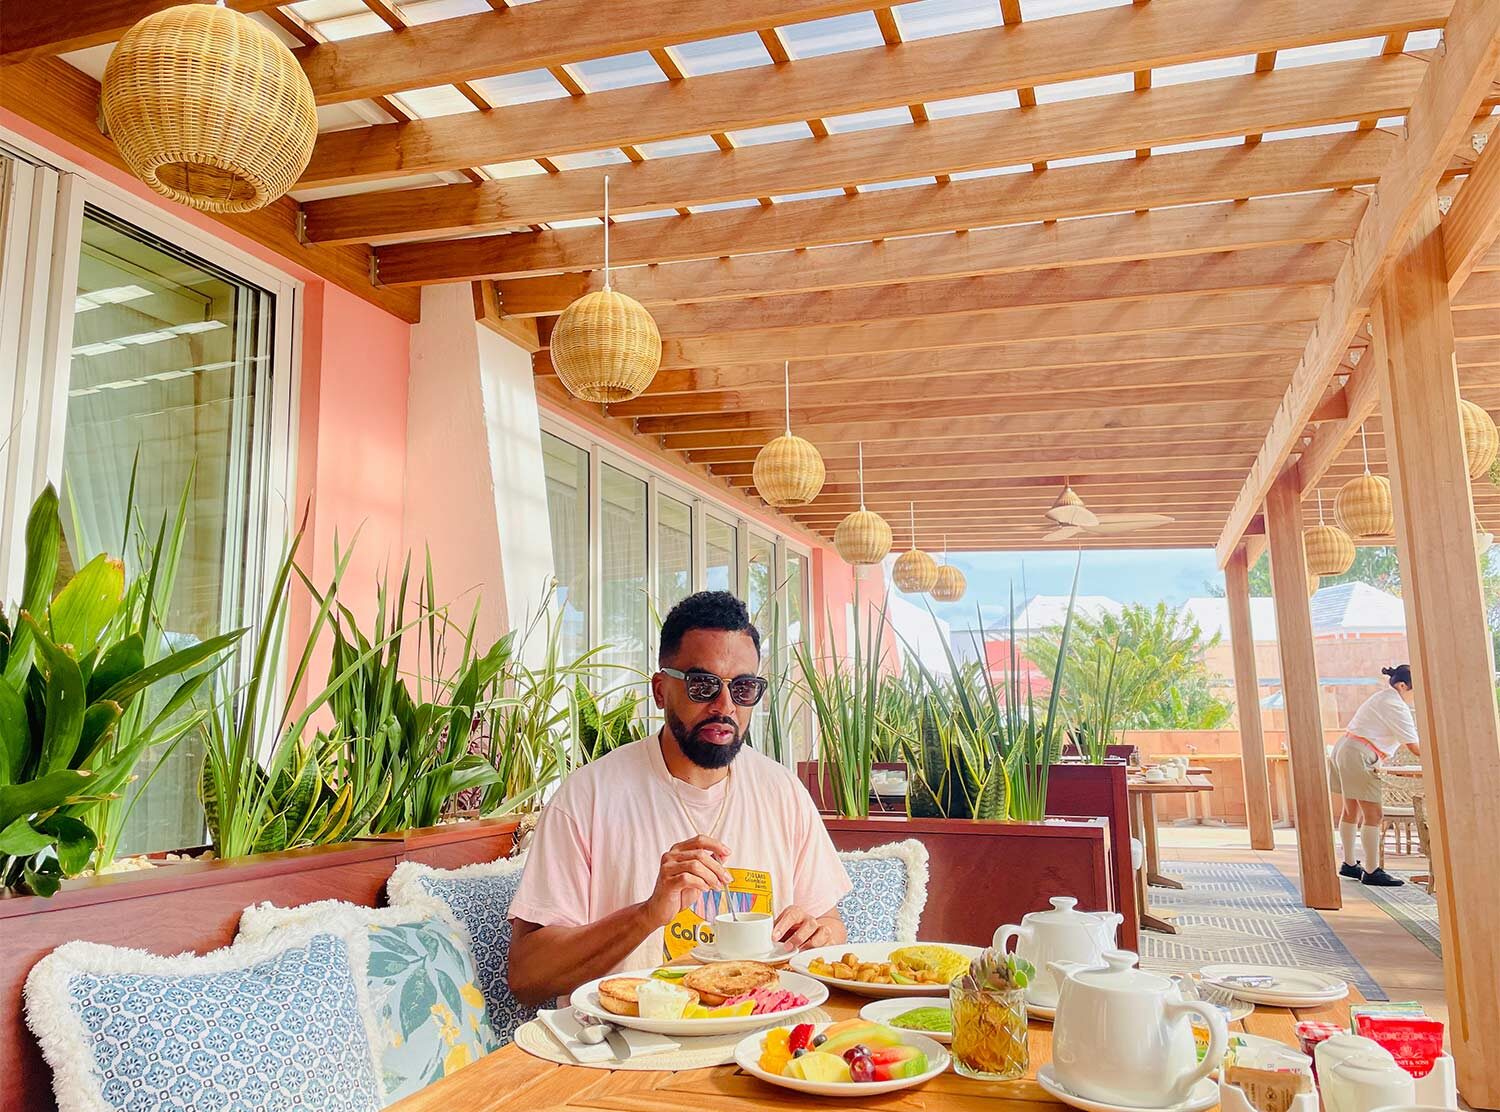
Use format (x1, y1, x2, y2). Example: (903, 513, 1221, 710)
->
(1036, 1065, 1219, 1112)
(1026, 1000, 1058, 1021)
(690, 940, 796, 966)
(1198, 964, 1347, 1007)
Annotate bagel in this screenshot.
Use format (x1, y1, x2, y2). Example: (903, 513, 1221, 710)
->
(682, 961, 778, 1006)
(597, 977, 699, 1016)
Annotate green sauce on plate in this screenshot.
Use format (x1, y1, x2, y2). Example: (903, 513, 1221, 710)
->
(890, 1006, 952, 1034)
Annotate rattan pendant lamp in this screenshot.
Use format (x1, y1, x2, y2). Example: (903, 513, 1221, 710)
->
(1334, 424, 1394, 537)
(551, 176, 663, 403)
(892, 503, 939, 593)
(834, 443, 892, 565)
(101, 3, 318, 213)
(1304, 491, 1355, 577)
(752, 363, 825, 506)
(1460, 398, 1498, 479)
(1307, 573, 1321, 598)
(930, 537, 967, 603)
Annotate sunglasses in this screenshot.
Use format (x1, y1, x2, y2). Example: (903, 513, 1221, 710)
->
(661, 667, 768, 707)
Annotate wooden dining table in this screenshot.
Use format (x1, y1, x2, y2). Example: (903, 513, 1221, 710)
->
(388, 980, 1358, 1111)
(1128, 774, 1214, 934)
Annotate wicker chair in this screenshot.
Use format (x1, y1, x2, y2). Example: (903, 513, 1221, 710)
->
(1411, 793, 1435, 893)
(1377, 763, 1420, 865)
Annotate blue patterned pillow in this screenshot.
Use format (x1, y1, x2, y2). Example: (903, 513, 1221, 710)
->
(237, 898, 500, 1103)
(387, 855, 537, 1042)
(25, 929, 383, 1112)
(837, 840, 930, 944)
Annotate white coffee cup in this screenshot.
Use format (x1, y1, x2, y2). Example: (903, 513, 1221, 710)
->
(1145, 768, 1167, 782)
(712, 912, 773, 958)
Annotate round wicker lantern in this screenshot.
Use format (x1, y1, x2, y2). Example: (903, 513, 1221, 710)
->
(835, 510, 892, 565)
(892, 549, 938, 593)
(931, 562, 967, 603)
(1460, 398, 1498, 479)
(1307, 573, 1321, 598)
(101, 5, 317, 213)
(752, 364, 825, 505)
(1334, 472, 1393, 537)
(551, 178, 662, 402)
(1304, 523, 1355, 576)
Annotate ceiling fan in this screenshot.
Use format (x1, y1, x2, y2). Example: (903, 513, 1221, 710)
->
(1042, 483, 1176, 541)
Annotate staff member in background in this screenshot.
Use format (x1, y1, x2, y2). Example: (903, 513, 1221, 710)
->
(1329, 665, 1420, 888)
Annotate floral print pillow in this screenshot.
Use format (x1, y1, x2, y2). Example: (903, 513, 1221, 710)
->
(236, 899, 499, 1104)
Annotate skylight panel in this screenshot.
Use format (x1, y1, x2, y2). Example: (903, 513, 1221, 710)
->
(925, 90, 1021, 120)
(479, 160, 550, 179)
(770, 187, 848, 203)
(894, 0, 1004, 40)
(1260, 122, 1359, 142)
(470, 68, 571, 106)
(1151, 136, 1244, 156)
(688, 199, 762, 213)
(857, 177, 940, 192)
(546, 217, 603, 230)
(1376, 116, 1406, 130)
(1152, 55, 1257, 87)
(289, 174, 455, 203)
(393, 0, 493, 24)
(1275, 37, 1385, 69)
(1019, 0, 1130, 20)
(1404, 29, 1443, 51)
(822, 106, 914, 134)
(1033, 72, 1135, 104)
(547, 148, 632, 171)
(568, 52, 668, 92)
(390, 85, 479, 119)
(670, 33, 774, 75)
(288, 0, 366, 22)
(612, 209, 680, 223)
(293, 7, 385, 40)
(634, 135, 724, 159)
(1048, 150, 1134, 168)
(316, 102, 395, 134)
(949, 164, 1033, 180)
(778, 11, 884, 59)
(724, 121, 816, 147)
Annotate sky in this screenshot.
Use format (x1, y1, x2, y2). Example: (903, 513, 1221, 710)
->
(915, 548, 1225, 628)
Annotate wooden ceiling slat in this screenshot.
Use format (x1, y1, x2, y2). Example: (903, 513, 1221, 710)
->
(494, 195, 1365, 317)
(298, 0, 1450, 187)
(0, 0, 293, 64)
(302, 53, 1426, 228)
(688, 433, 1268, 466)
(1217, 0, 1500, 564)
(374, 131, 1399, 285)
(717, 453, 1259, 481)
(644, 287, 1324, 371)
(292, 0, 877, 105)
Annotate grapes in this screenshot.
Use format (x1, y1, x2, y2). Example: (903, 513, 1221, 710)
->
(792, 1048, 807, 1058)
(842, 1045, 871, 1064)
(811, 1034, 827, 1048)
(849, 1056, 876, 1083)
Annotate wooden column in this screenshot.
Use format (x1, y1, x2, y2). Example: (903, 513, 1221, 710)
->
(1374, 198, 1500, 1106)
(1225, 544, 1275, 851)
(1264, 472, 1341, 909)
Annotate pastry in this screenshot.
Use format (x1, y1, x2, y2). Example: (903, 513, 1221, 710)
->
(682, 960, 779, 1006)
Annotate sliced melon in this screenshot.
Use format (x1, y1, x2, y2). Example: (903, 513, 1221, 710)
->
(871, 1045, 928, 1081)
(819, 1021, 903, 1056)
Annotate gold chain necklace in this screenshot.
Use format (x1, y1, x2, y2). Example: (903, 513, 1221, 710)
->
(659, 734, 733, 839)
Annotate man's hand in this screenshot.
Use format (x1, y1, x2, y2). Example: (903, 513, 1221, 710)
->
(773, 905, 841, 951)
(645, 835, 733, 926)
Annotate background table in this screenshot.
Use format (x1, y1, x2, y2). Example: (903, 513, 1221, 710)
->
(388, 982, 1358, 1111)
(1128, 775, 1214, 934)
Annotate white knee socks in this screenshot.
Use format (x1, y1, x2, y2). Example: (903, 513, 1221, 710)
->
(1361, 824, 1382, 872)
(1340, 821, 1358, 866)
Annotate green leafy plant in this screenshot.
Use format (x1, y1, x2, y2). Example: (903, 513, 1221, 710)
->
(1, 486, 241, 894)
(571, 679, 647, 763)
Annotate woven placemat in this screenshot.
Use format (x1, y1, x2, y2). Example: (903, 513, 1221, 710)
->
(514, 1007, 833, 1071)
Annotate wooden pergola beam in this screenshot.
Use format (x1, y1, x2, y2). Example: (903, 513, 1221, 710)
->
(302, 53, 1426, 226)
(493, 194, 1365, 316)
(689, 431, 1267, 466)
(374, 132, 1399, 285)
(0, 0, 292, 64)
(301, 0, 1450, 184)
(1443, 114, 1500, 290)
(1215, 0, 1500, 566)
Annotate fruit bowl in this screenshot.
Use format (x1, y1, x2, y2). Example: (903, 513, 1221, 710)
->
(734, 1020, 950, 1097)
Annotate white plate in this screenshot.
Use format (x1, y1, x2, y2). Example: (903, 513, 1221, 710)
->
(1037, 1064, 1219, 1112)
(858, 997, 953, 1044)
(735, 1022, 950, 1097)
(570, 967, 827, 1037)
(1027, 1000, 1058, 1021)
(690, 941, 797, 965)
(1198, 964, 1348, 1006)
(791, 942, 982, 999)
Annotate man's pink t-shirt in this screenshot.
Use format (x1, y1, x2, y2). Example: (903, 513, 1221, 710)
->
(508, 736, 852, 973)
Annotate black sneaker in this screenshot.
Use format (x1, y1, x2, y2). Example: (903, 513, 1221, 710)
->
(1339, 862, 1364, 880)
(1361, 867, 1405, 887)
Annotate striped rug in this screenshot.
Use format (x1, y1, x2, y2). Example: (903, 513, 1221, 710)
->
(1139, 859, 1386, 1001)
(1354, 870, 1442, 959)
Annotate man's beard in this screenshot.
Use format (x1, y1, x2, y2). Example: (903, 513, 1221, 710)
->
(666, 709, 747, 769)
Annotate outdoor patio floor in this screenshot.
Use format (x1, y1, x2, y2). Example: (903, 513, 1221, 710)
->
(1155, 825, 1449, 1025)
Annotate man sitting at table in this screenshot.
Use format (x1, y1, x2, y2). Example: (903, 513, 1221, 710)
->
(507, 591, 851, 1005)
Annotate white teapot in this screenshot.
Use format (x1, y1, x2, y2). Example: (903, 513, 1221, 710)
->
(993, 896, 1123, 1007)
(1050, 950, 1227, 1108)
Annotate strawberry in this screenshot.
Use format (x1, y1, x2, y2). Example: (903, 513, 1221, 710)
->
(788, 1023, 815, 1053)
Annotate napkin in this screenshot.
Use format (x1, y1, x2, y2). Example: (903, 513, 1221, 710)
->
(537, 1009, 681, 1063)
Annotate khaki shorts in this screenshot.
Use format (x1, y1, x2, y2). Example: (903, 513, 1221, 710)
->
(1328, 736, 1382, 803)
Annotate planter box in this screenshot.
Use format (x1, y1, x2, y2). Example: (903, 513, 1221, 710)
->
(0, 817, 520, 1112)
(823, 815, 1111, 948)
